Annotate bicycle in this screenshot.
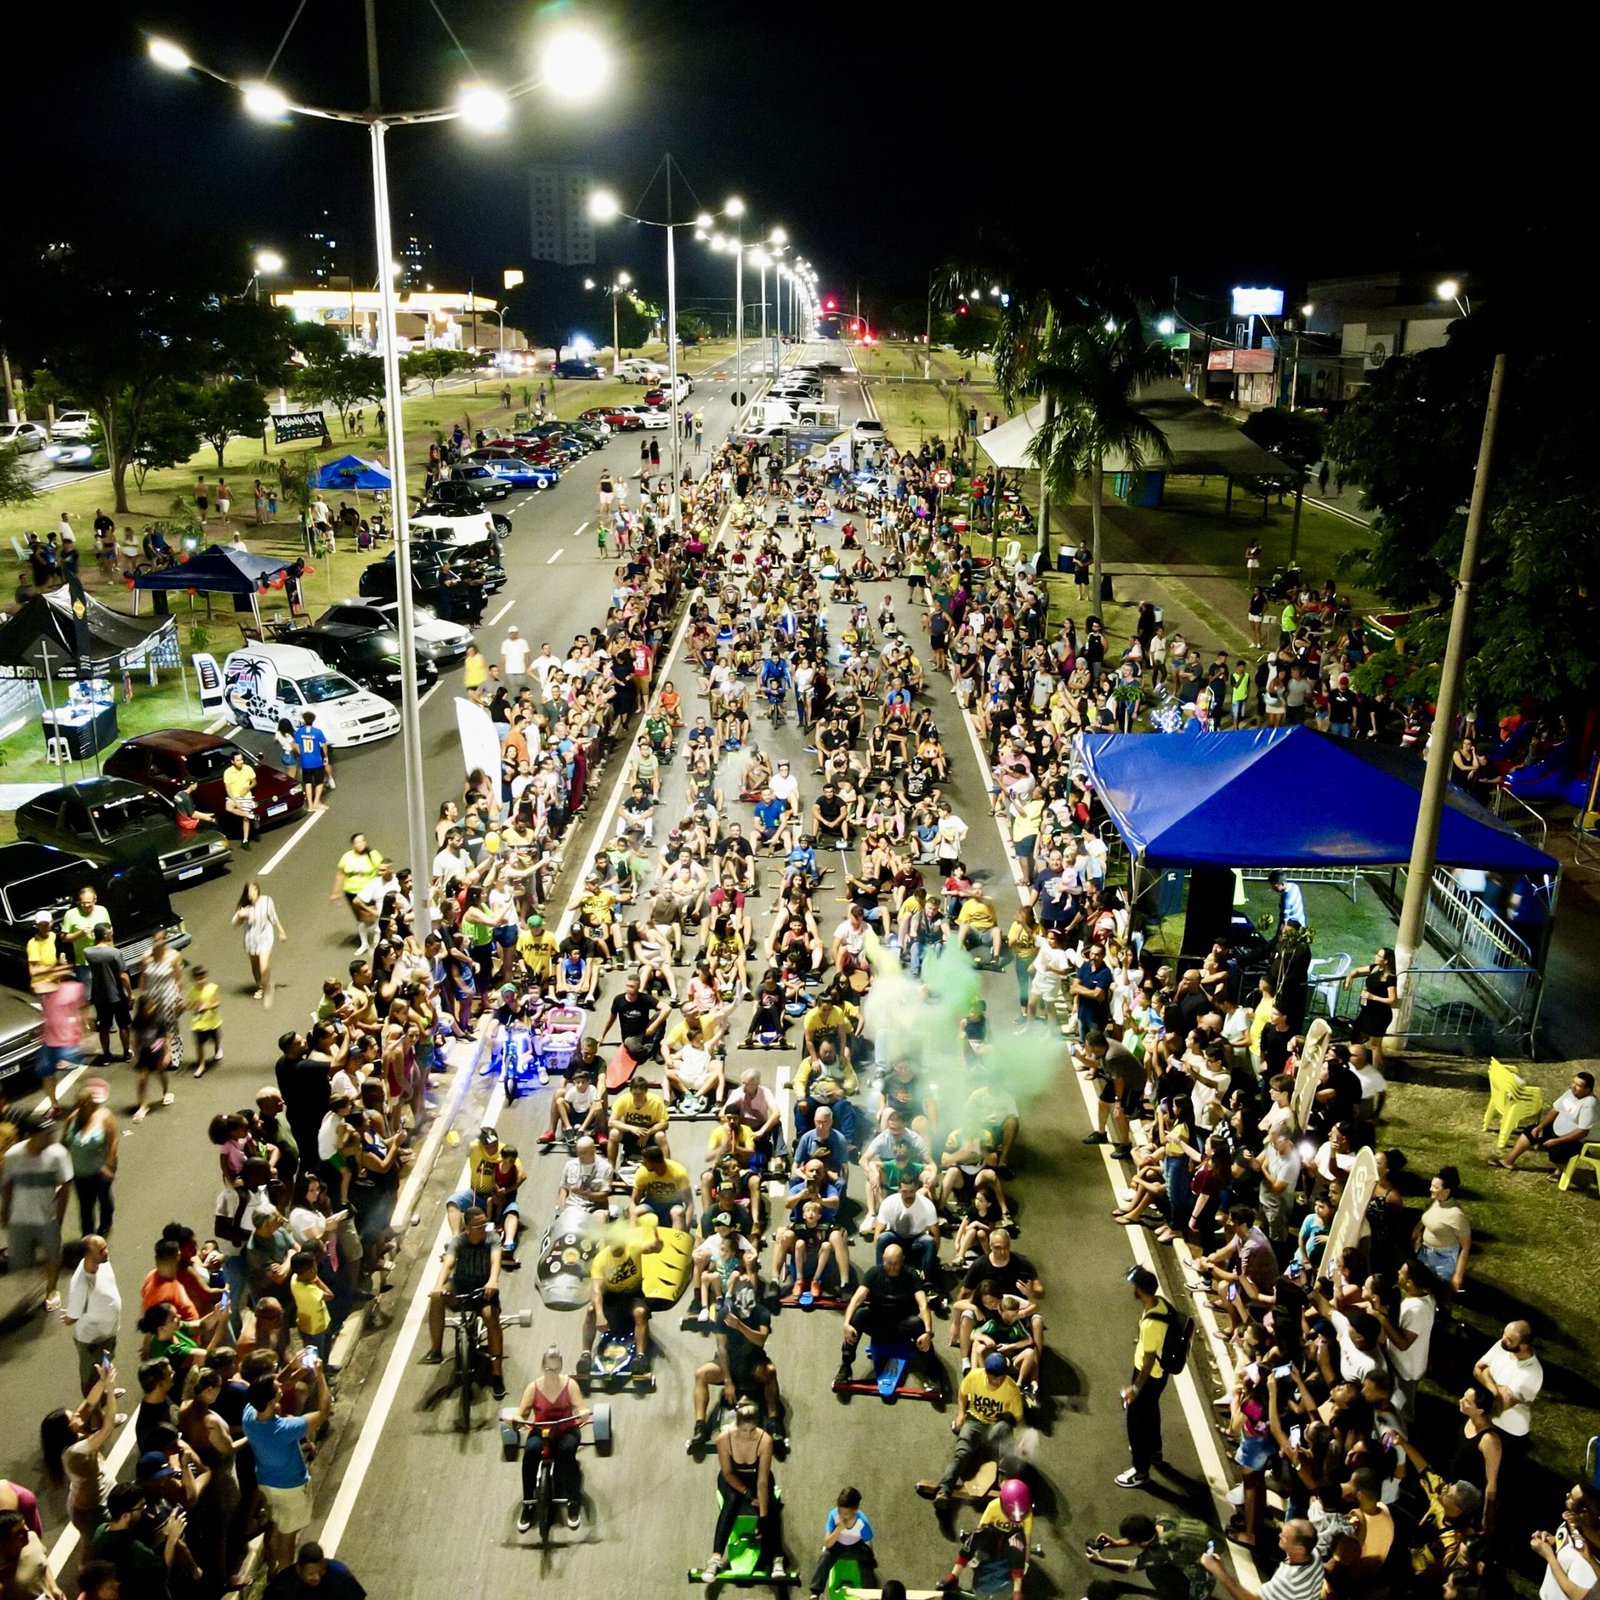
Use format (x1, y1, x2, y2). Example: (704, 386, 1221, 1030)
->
(445, 1289, 534, 1434)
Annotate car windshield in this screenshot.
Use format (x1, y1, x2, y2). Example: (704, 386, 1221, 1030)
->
(299, 673, 361, 704)
(184, 745, 241, 781)
(90, 795, 171, 837)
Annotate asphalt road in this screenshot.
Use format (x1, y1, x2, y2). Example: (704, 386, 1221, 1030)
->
(6, 345, 1237, 1598)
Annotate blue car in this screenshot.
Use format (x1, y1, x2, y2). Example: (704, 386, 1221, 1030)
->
(462, 450, 560, 489)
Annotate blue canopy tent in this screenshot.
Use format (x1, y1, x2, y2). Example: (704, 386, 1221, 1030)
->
(1076, 726, 1558, 875)
(310, 455, 392, 492)
(1076, 728, 1559, 998)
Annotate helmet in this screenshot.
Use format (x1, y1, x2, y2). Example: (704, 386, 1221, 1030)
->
(998, 1478, 1032, 1522)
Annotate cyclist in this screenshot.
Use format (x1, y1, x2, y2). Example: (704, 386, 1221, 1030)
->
(422, 1205, 506, 1399)
(580, 1226, 663, 1378)
(511, 1345, 592, 1533)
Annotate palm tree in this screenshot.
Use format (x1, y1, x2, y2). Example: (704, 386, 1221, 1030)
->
(1027, 318, 1176, 610)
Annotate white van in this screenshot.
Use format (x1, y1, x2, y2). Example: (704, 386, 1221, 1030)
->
(409, 509, 501, 546)
(743, 400, 797, 430)
(222, 642, 401, 747)
(616, 357, 665, 383)
(794, 401, 841, 428)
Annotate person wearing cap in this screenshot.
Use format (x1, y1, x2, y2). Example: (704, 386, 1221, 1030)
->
(447, 1127, 521, 1268)
(2, 1113, 73, 1310)
(26, 913, 61, 996)
(937, 1349, 1025, 1508)
(540, 1065, 605, 1148)
(500, 624, 531, 682)
(515, 912, 559, 985)
(689, 1212, 757, 1323)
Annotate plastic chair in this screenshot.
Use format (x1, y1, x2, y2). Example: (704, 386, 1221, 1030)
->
(1558, 1141, 1600, 1194)
(1482, 1057, 1543, 1149)
(1306, 953, 1351, 1019)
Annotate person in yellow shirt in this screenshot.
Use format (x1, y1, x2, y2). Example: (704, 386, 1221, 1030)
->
(290, 1249, 334, 1358)
(1118, 1266, 1172, 1488)
(606, 1074, 670, 1165)
(936, 1352, 1026, 1504)
(582, 1226, 663, 1377)
(630, 1145, 693, 1229)
(1248, 975, 1276, 1067)
(517, 913, 560, 982)
(956, 889, 1003, 967)
(188, 965, 223, 1077)
(1005, 905, 1040, 1011)
(801, 994, 859, 1066)
(222, 750, 259, 851)
(26, 913, 61, 994)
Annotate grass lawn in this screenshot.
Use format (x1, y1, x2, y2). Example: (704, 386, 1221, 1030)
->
(1382, 1057, 1600, 1494)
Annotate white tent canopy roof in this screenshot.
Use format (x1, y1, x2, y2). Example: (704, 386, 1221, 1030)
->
(976, 381, 1289, 478)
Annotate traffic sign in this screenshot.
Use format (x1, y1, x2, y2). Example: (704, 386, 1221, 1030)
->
(931, 467, 954, 490)
(730, 391, 747, 408)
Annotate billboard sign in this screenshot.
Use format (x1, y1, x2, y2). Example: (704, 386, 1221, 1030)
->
(1231, 287, 1285, 317)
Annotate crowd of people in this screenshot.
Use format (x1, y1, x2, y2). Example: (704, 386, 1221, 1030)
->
(3, 384, 1595, 1600)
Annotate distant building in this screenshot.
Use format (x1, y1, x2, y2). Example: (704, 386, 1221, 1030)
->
(529, 163, 596, 266)
(1302, 272, 1471, 401)
(270, 288, 525, 354)
(302, 210, 353, 287)
(397, 211, 433, 290)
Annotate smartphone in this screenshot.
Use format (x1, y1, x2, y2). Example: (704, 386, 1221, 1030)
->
(1226, 1283, 1239, 1303)
(1245, 1362, 1261, 1384)
(1272, 1363, 1293, 1380)
(300, 1347, 320, 1369)
(1206, 1540, 1217, 1556)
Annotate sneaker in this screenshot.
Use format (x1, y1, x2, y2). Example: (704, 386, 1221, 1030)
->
(565, 1500, 582, 1529)
(576, 1350, 593, 1377)
(833, 1360, 855, 1385)
(490, 1374, 507, 1399)
(690, 1419, 712, 1446)
(771, 1556, 787, 1580)
(934, 1488, 952, 1511)
(420, 1349, 444, 1365)
(537, 1130, 557, 1145)
(703, 1555, 725, 1579)
(1110, 1144, 1133, 1159)
(1081, 1131, 1108, 1145)
(517, 1501, 535, 1534)
(1114, 1468, 1149, 1489)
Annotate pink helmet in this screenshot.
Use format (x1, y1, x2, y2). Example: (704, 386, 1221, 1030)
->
(998, 1477, 1032, 1522)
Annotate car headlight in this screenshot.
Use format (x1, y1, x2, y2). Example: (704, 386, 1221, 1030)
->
(208, 840, 228, 854)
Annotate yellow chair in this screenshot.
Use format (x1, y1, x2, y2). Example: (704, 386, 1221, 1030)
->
(1482, 1057, 1543, 1149)
(1558, 1141, 1600, 1194)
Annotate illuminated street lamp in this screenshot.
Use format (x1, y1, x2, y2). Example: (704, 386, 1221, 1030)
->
(150, 20, 607, 936)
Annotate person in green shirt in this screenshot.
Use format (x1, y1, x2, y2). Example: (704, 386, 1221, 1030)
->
(1279, 599, 1297, 645)
(1084, 1511, 1213, 1600)
(61, 886, 112, 974)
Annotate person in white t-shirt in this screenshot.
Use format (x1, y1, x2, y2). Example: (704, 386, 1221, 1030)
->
(1533, 1493, 1600, 1600)
(1493, 1071, 1596, 1173)
(869, 1174, 941, 1277)
(528, 643, 561, 696)
(770, 760, 800, 810)
(500, 626, 532, 680)
(1474, 1323, 1543, 1439)
(1371, 1259, 1436, 1402)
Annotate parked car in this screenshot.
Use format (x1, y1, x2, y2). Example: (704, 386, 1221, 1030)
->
(852, 418, 887, 447)
(430, 472, 507, 506)
(291, 621, 440, 698)
(412, 504, 512, 541)
(221, 642, 401, 745)
(552, 359, 602, 379)
(642, 375, 692, 407)
(359, 545, 505, 608)
(0, 841, 190, 992)
(609, 404, 670, 430)
(317, 599, 472, 664)
(0, 422, 48, 453)
(460, 450, 560, 488)
(0, 987, 42, 1088)
(48, 410, 95, 440)
(581, 406, 644, 432)
(103, 731, 306, 836)
(14, 777, 231, 887)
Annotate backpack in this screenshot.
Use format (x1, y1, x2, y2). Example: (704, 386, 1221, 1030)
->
(1149, 1298, 1195, 1375)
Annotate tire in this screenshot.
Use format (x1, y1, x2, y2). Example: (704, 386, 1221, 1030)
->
(456, 1320, 475, 1434)
(492, 515, 512, 538)
(537, 1455, 555, 1543)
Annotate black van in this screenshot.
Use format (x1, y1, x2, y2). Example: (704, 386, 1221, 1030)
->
(0, 840, 189, 992)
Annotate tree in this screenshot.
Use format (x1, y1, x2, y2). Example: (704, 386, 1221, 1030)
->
(129, 393, 203, 492)
(292, 350, 384, 436)
(186, 378, 270, 469)
(675, 312, 711, 345)
(615, 293, 658, 351)
(1329, 313, 1600, 709)
(0, 443, 35, 509)
(1027, 319, 1177, 605)
(400, 348, 466, 396)
(949, 303, 1000, 360)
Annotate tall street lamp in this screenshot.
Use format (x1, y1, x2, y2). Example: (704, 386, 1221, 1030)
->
(250, 248, 285, 303)
(591, 168, 733, 534)
(585, 272, 633, 375)
(150, 12, 606, 935)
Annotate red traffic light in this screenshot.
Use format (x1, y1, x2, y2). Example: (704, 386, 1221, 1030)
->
(825, 298, 837, 310)
(850, 320, 861, 333)
(957, 304, 968, 315)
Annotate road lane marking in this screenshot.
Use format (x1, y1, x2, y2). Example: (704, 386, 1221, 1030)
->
(572, 521, 588, 537)
(419, 681, 441, 710)
(546, 548, 563, 564)
(258, 807, 326, 876)
(488, 598, 514, 624)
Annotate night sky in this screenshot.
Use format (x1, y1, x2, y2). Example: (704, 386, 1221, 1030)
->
(3, 2, 1581, 329)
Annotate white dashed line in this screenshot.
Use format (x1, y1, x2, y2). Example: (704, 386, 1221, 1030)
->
(546, 547, 564, 564)
(488, 598, 514, 624)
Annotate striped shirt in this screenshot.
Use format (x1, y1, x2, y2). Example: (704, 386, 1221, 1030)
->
(1262, 1555, 1325, 1600)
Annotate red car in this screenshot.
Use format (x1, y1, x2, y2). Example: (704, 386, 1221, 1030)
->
(581, 406, 643, 431)
(641, 388, 671, 409)
(102, 731, 306, 837)
(485, 437, 566, 464)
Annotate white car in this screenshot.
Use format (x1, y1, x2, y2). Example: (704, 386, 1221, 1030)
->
(317, 599, 472, 664)
(852, 419, 887, 444)
(616, 358, 665, 383)
(612, 404, 671, 430)
(0, 421, 48, 453)
(222, 643, 400, 747)
(410, 509, 501, 546)
(50, 410, 95, 441)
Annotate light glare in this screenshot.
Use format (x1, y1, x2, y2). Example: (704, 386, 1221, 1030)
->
(588, 189, 621, 222)
(242, 82, 290, 120)
(148, 38, 191, 73)
(458, 84, 510, 129)
(542, 30, 607, 100)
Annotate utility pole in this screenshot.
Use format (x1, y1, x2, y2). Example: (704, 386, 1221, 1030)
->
(924, 270, 934, 380)
(1393, 352, 1508, 1041)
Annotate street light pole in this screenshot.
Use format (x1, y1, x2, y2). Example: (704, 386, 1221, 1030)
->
(664, 165, 683, 537)
(1393, 351, 1508, 1042)
(924, 270, 934, 379)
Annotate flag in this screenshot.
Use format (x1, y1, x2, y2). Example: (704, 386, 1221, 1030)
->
(65, 570, 93, 666)
(778, 604, 796, 639)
